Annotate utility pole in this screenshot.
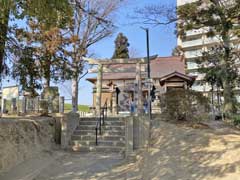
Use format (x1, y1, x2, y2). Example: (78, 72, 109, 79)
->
(141, 27, 152, 119)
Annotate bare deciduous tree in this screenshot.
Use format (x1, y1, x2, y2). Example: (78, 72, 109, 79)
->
(68, 0, 124, 112)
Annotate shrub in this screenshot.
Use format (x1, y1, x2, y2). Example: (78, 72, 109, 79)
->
(232, 115, 240, 126)
(160, 89, 210, 122)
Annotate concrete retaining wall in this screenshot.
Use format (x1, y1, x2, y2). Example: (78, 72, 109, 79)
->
(125, 115, 150, 157)
(60, 112, 80, 149)
(133, 116, 150, 150)
(0, 117, 56, 173)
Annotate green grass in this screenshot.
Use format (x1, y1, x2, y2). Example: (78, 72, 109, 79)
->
(64, 104, 90, 112)
(2, 100, 90, 113)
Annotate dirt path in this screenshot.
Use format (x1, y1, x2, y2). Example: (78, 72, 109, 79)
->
(1, 120, 240, 180)
(140, 120, 240, 180)
(0, 150, 65, 180)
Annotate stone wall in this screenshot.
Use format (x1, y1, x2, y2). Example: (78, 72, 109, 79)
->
(0, 117, 56, 173)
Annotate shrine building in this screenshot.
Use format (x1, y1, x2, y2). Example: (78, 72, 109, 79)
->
(87, 56, 195, 114)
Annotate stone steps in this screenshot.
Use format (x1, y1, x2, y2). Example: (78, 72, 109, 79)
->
(79, 120, 124, 126)
(76, 125, 96, 130)
(71, 140, 125, 147)
(70, 117, 126, 154)
(72, 145, 125, 153)
(71, 135, 95, 141)
(71, 134, 125, 141)
(73, 130, 95, 136)
(73, 129, 125, 136)
(78, 117, 121, 122)
(103, 126, 125, 131)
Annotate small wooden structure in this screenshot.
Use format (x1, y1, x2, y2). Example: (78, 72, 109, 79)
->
(159, 71, 194, 92)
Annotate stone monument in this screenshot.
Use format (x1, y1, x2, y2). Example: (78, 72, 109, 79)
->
(41, 87, 60, 114)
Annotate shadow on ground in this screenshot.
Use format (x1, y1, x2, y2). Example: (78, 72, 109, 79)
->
(3, 119, 240, 180)
(34, 152, 140, 180)
(140, 120, 240, 180)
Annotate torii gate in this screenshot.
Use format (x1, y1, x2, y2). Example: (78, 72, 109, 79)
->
(83, 55, 157, 116)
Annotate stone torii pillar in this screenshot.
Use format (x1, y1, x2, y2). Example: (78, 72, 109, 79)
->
(135, 62, 143, 114)
(96, 64, 103, 115)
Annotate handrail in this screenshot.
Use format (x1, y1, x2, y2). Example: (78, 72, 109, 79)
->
(95, 99, 108, 145)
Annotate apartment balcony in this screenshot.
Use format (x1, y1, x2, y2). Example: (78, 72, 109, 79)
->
(187, 61, 199, 70)
(191, 83, 212, 92)
(182, 36, 220, 49)
(185, 28, 209, 37)
(182, 36, 239, 49)
(184, 49, 203, 59)
(182, 38, 204, 49)
(196, 74, 205, 81)
(177, 0, 198, 6)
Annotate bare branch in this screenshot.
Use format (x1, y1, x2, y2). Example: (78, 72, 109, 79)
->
(132, 3, 177, 26)
(73, 0, 119, 26)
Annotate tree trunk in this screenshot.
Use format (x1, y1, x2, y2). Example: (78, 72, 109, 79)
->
(43, 58, 51, 88)
(222, 79, 236, 114)
(44, 78, 50, 88)
(217, 86, 221, 112)
(222, 34, 236, 115)
(71, 55, 80, 113)
(72, 75, 79, 112)
(0, 1, 10, 77)
(211, 84, 214, 106)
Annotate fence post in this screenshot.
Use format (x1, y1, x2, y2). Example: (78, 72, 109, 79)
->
(35, 96, 40, 113)
(59, 96, 64, 114)
(22, 97, 26, 114)
(48, 96, 53, 113)
(11, 98, 17, 113)
(2, 99, 6, 114)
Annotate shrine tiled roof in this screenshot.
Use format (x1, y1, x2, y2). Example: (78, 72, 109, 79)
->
(87, 56, 186, 82)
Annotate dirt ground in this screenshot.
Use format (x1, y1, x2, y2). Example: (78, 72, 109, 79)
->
(1, 119, 240, 180)
(139, 120, 240, 180)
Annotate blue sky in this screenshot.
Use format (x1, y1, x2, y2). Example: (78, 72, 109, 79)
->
(3, 0, 177, 106)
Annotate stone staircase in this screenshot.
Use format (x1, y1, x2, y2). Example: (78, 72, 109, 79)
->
(71, 117, 126, 154)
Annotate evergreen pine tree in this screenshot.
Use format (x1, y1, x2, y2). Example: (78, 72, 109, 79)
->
(112, 33, 130, 59)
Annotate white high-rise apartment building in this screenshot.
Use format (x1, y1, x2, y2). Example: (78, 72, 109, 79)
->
(177, 0, 240, 94)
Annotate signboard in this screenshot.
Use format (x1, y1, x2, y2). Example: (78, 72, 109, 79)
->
(2, 86, 19, 100)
